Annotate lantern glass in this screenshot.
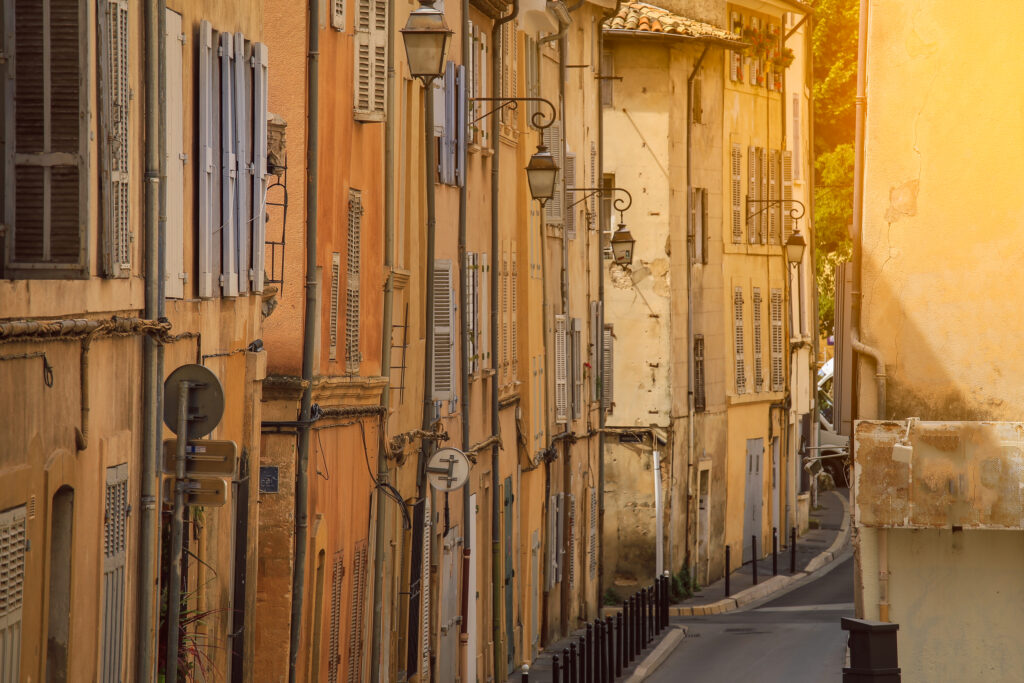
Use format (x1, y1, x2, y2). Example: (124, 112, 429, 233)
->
(610, 223, 635, 267)
(526, 145, 559, 201)
(401, 3, 452, 78)
(785, 231, 807, 264)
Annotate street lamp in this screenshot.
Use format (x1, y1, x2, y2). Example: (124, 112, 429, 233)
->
(526, 144, 559, 205)
(401, 0, 453, 81)
(609, 222, 636, 267)
(785, 230, 807, 265)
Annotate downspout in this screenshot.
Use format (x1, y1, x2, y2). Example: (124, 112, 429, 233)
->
(491, 4, 519, 676)
(684, 43, 710, 580)
(288, 3, 319, 681)
(370, 0, 397, 675)
(851, 0, 888, 622)
(596, 7, 612, 605)
(807, 13, 821, 519)
(136, 0, 165, 678)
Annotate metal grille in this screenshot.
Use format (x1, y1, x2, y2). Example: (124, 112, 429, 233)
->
(753, 287, 763, 392)
(329, 253, 340, 361)
(346, 191, 363, 373)
(328, 550, 344, 683)
(734, 287, 746, 394)
(346, 540, 368, 683)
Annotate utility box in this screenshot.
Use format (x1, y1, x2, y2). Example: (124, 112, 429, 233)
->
(841, 617, 900, 682)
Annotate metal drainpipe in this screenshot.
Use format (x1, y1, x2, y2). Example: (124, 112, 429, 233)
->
(491, 4, 518, 676)
(369, 0, 397, 675)
(807, 13, 821, 526)
(288, 2, 319, 681)
(595, 5, 611, 607)
(137, 1, 165, 679)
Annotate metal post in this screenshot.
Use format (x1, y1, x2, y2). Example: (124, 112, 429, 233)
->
(605, 615, 613, 682)
(641, 588, 648, 647)
(725, 545, 731, 597)
(595, 620, 604, 683)
(773, 527, 779, 576)
(791, 526, 797, 573)
(633, 594, 640, 657)
(570, 641, 578, 683)
(585, 622, 593, 683)
(562, 648, 570, 683)
(663, 575, 670, 628)
(164, 380, 191, 683)
(752, 535, 759, 586)
(551, 655, 557, 683)
(615, 611, 623, 677)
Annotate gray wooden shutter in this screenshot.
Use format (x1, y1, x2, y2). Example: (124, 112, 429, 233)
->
(329, 252, 340, 361)
(571, 318, 583, 420)
(456, 64, 466, 187)
(734, 286, 746, 394)
(442, 62, 456, 185)
(99, 0, 131, 278)
(0, 505, 27, 683)
(752, 287, 763, 392)
(353, 0, 386, 121)
(5, 0, 89, 277)
(234, 34, 252, 295)
(346, 539, 368, 683)
(101, 464, 129, 683)
(432, 259, 454, 401)
(328, 550, 344, 683)
(782, 150, 794, 242)
(731, 145, 742, 244)
(220, 32, 239, 296)
(554, 315, 568, 424)
(543, 121, 563, 225)
(565, 153, 577, 239)
(694, 334, 705, 412)
(164, 10, 185, 298)
(252, 42, 270, 291)
(602, 325, 614, 412)
(770, 288, 784, 391)
(198, 21, 218, 298)
(346, 190, 363, 373)
(747, 146, 756, 244)
(331, 0, 346, 30)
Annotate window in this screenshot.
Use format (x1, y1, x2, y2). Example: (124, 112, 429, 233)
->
(346, 190, 363, 373)
(500, 21, 518, 126)
(601, 51, 614, 107)
(791, 94, 801, 180)
(510, 248, 519, 376)
(2, 0, 90, 278)
(753, 287, 763, 392)
(734, 287, 746, 394)
(694, 335, 705, 412)
(435, 61, 465, 187)
(543, 122, 565, 227)
(770, 288, 784, 391)
(690, 187, 708, 264)
(465, 252, 479, 374)
(571, 318, 583, 420)
(346, 540, 369, 682)
(354, 0, 387, 121)
(0, 505, 27, 681)
(691, 68, 703, 123)
(165, 9, 186, 297)
(590, 300, 602, 402)
(782, 150, 794, 242)
(329, 252, 341, 361)
(554, 315, 568, 424)
(565, 152, 577, 239)
(602, 325, 614, 412)
(467, 23, 488, 147)
(100, 466, 127, 681)
(328, 550, 344, 683)
(432, 259, 455, 401)
(769, 150, 779, 243)
(729, 12, 743, 83)
(731, 146, 742, 244)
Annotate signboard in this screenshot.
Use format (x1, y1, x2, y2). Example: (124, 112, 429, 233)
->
(163, 476, 228, 507)
(426, 447, 471, 492)
(162, 439, 237, 477)
(163, 364, 225, 439)
(259, 466, 280, 493)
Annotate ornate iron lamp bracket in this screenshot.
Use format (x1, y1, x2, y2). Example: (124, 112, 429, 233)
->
(745, 197, 806, 223)
(468, 97, 557, 130)
(566, 186, 633, 222)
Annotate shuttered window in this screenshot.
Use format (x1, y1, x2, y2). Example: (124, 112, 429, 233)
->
(782, 151, 794, 242)
(565, 152, 577, 239)
(600, 51, 613, 107)
(567, 495, 576, 591)
(0, 505, 27, 683)
(525, 35, 540, 128)
(432, 259, 455, 401)
(500, 21, 517, 126)
(219, 32, 239, 296)
(588, 490, 598, 579)
(346, 190, 362, 373)
(480, 253, 490, 369)
(602, 325, 614, 412)
(729, 13, 743, 82)
(734, 287, 746, 394)
(329, 253, 341, 361)
(554, 314, 568, 424)
(164, 10, 185, 297)
(98, 0, 130, 277)
(500, 245, 509, 376)
(589, 142, 597, 230)
(465, 252, 479, 374)
(770, 288, 784, 391)
(752, 287, 763, 392)
(197, 21, 218, 298)
(690, 187, 708, 264)
(554, 493, 565, 583)
(542, 121, 564, 226)
(590, 300, 602, 402)
(760, 146, 769, 244)
(791, 96, 801, 180)
(510, 248, 518, 375)
(691, 67, 703, 123)
(546, 495, 557, 591)
(731, 145, 742, 244)
(101, 464, 129, 683)
(747, 146, 757, 244)
(694, 335, 705, 412)
(3, 0, 89, 278)
(328, 550, 344, 683)
(769, 149, 779, 243)
(571, 318, 583, 420)
(354, 0, 387, 121)
(252, 43, 269, 292)
(232, 33, 252, 295)
(346, 540, 368, 683)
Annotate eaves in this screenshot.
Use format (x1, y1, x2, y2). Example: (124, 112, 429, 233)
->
(471, 0, 514, 20)
(603, 29, 747, 51)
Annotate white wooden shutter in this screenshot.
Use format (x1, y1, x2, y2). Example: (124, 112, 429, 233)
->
(752, 287, 763, 392)
(511, 248, 519, 375)
(500, 245, 509, 376)
(331, 0, 346, 30)
(731, 145, 742, 244)
(770, 288, 784, 391)
(554, 315, 568, 424)
(734, 287, 746, 394)
(0, 505, 27, 683)
(220, 32, 239, 296)
(164, 10, 185, 298)
(101, 464, 129, 683)
(346, 190, 363, 373)
(329, 252, 341, 361)
(601, 325, 614, 412)
(420, 498, 431, 678)
(769, 149, 778, 244)
(565, 153, 577, 239)
(198, 21, 217, 298)
(589, 142, 597, 229)
(456, 64, 466, 187)
(543, 122, 563, 225)
(354, 0, 386, 121)
(480, 252, 490, 369)
(571, 318, 583, 420)
(234, 33, 252, 295)
(432, 260, 454, 401)
(99, 0, 131, 278)
(760, 147, 769, 244)
(746, 146, 756, 244)
(782, 150, 794, 242)
(252, 42, 270, 291)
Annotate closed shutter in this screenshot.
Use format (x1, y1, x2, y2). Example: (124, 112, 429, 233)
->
(600, 51, 613, 107)
(433, 260, 455, 401)
(571, 318, 582, 420)
(791, 95, 801, 180)
(511, 248, 519, 375)
(252, 42, 270, 291)
(480, 252, 490, 369)
(565, 153, 577, 239)
(694, 335, 705, 412)
(543, 121, 563, 225)
(346, 540, 369, 683)
(331, 0, 346, 30)
(99, 0, 131, 278)
(354, 0, 386, 121)
(234, 34, 252, 295)
(0, 505, 27, 683)
(440, 62, 456, 185)
(752, 287, 763, 392)
(500, 245, 509, 376)
(746, 146, 756, 244)
(770, 288, 784, 391)
(567, 494, 576, 591)
(701, 187, 709, 264)
(731, 145, 742, 244)
(198, 21, 218, 298)
(769, 149, 778, 244)
(101, 464, 129, 682)
(546, 495, 557, 591)
(588, 490, 598, 579)
(327, 550, 344, 683)
(554, 315, 568, 424)
(419, 498, 432, 678)
(601, 325, 614, 412)
(691, 68, 702, 123)
(590, 300, 602, 402)
(589, 142, 597, 229)
(760, 147, 769, 244)
(220, 32, 239, 296)
(456, 64, 466, 187)
(734, 287, 746, 394)
(4, 0, 88, 277)
(346, 190, 363, 374)
(555, 494, 565, 583)
(782, 151, 794, 242)
(479, 32, 488, 146)
(164, 10, 185, 298)
(465, 252, 478, 374)
(329, 253, 341, 361)
(689, 187, 703, 264)
(525, 35, 539, 127)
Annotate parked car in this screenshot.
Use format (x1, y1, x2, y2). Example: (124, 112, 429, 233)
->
(817, 358, 850, 486)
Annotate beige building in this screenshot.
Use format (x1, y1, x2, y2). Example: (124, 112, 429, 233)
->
(848, 2, 1024, 681)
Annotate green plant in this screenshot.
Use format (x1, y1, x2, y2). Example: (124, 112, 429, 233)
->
(602, 587, 620, 606)
(670, 565, 699, 602)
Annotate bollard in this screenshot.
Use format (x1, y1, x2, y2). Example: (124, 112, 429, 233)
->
(615, 611, 623, 678)
(570, 642, 578, 683)
(605, 616, 614, 683)
(551, 655, 557, 683)
(593, 621, 601, 683)
(563, 648, 571, 683)
(522, 663, 530, 682)
(622, 600, 630, 666)
(650, 584, 656, 638)
(773, 527, 778, 576)
(791, 526, 797, 574)
(725, 545, 731, 597)
(639, 589, 647, 648)
(661, 575, 669, 629)
(654, 580, 662, 635)
(630, 595, 638, 662)
(585, 623, 593, 683)
(752, 535, 758, 586)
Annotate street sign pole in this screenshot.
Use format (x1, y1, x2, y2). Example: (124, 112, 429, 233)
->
(165, 379, 191, 683)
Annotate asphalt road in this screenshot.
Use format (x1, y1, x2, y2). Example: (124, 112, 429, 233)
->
(647, 552, 854, 683)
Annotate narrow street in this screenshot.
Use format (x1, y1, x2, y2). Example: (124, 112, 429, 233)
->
(648, 553, 854, 682)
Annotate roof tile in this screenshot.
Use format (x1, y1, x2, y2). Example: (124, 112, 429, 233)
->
(604, 2, 741, 44)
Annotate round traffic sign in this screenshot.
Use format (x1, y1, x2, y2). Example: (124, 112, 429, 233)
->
(163, 364, 225, 440)
(426, 447, 471, 492)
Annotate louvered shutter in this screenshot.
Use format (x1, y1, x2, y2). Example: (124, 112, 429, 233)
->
(571, 318, 583, 420)
(543, 122, 563, 225)
(346, 540, 369, 683)
(694, 335, 706, 412)
(0, 506, 27, 683)
(760, 147, 769, 244)
(565, 153, 577, 239)
(354, 0, 386, 121)
(554, 315, 568, 424)
(782, 151, 794, 242)
(770, 288, 784, 391)
(567, 495, 576, 591)
(101, 464, 129, 683)
(731, 145, 742, 244)
(252, 43, 270, 291)
(440, 62, 456, 185)
(511, 248, 519, 375)
(220, 32, 239, 296)
(419, 498, 432, 678)
(526, 36, 539, 126)
(689, 187, 699, 264)
(601, 51, 613, 107)
(5, 0, 88, 276)
(589, 142, 597, 229)
(479, 32, 488, 146)
(555, 494, 565, 582)
(590, 300, 602, 402)
(346, 190, 363, 373)
(769, 149, 778, 244)
(791, 94, 801, 179)
(752, 287, 763, 392)
(546, 495, 557, 591)
(465, 252, 478, 374)
(500, 244, 509, 377)
(456, 64, 466, 187)
(701, 187, 710, 264)
(328, 550, 344, 683)
(165, 10, 185, 297)
(329, 253, 341, 361)
(234, 34, 252, 295)
(99, 0, 131, 278)
(480, 253, 490, 369)
(331, 0, 346, 30)
(588, 490, 598, 578)
(198, 21, 218, 298)
(601, 325, 614, 412)
(734, 287, 746, 394)
(432, 260, 454, 401)
(747, 146, 757, 244)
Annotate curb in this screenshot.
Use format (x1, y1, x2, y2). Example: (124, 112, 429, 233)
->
(625, 625, 687, 683)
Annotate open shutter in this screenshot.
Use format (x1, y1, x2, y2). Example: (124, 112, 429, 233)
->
(101, 464, 129, 683)
(768, 149, 778, 244)
(234, 34, 252, 295)
(0, 505, 27, 683)
(479, 32, 488, 146)
(770, 288, 784, 391)
(565, 153, 577, 239)
(689, 187, 699, 264)
(546, 495, 557, 591)
(571, 318, 583, 420)
(760, 147, 768, 244)
(465, 252, 478, 374)
(511, 248, 519, 375)
(99, 0, 131, 278)
(554, 315, 568, 424)
(346, 540, 369, 683)
(747, 146, 756, 244)
(555, 494, 565, 583)
(329, 252, 341, 362)
(165, 10, 185, 297)
(734, 287, 746, 394)
(590, 300, 602, 402)
(589, 142, 597, 229)
(346, 190, 363, 374)
(694, 335, 706, 412)
(588, 490, 598, 578)
(456, 64, 466, 187)
(731, 145, 742, 244)
(353, 0, 386, 121)
(198, 21, 217, 298)
(543, 121, 563, 225)
(328, 550, 344, 683)
(331, 0, 346, 30)
(252, 43, 269, 291)
(602, 325, 614, 412)
(782, 150, 794, 242)
(220, 32, 239, 296)
(442, 62, 456, 185)
(480, 252, 490, 369)
(752, 287, 763, 392)
(432, 260, 454, 401)
(500, 244, 509, 377)
(701, 187, 709, 264)
(567, 495, 576, 590)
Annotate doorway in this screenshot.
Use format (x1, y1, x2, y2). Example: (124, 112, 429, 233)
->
(742, 438, 764, 563)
